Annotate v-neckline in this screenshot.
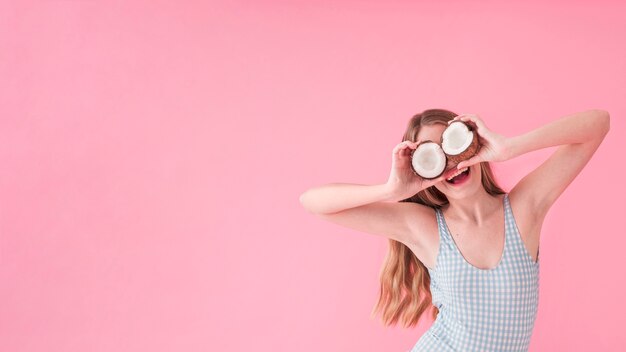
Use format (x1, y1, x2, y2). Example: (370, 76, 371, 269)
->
(439, 194, 507, 272)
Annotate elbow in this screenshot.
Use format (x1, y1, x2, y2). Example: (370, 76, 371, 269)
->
(299, 191, 308, 208)
(593, 109, 610, 135)
(299, 191, 313, 213)
(602, 111, 610, 135)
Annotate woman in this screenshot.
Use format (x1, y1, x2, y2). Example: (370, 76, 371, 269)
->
(299, 108, 610, 351)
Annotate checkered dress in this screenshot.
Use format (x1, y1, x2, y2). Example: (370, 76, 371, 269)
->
(411, 193, 540, 352)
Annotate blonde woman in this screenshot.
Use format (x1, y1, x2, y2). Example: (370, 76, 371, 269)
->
(299, 109, 610, 351)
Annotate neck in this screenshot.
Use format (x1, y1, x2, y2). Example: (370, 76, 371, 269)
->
(444, 188, 502, 225)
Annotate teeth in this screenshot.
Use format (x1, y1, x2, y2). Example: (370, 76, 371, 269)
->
(446, 167, 469, 181)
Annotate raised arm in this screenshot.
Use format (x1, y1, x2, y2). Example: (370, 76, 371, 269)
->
(299, 140, 450, 246)
(450, 109, 610, 218)
(507, 109, 610, 160)
(506, 109, 610, 216)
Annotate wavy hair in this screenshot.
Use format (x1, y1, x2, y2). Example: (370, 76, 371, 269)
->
(370, 108, 506, 327)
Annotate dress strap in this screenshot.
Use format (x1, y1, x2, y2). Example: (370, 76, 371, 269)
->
(502, 192, 541, 265)
(503, 193, 514, 231)
(434, 207, 452, 245)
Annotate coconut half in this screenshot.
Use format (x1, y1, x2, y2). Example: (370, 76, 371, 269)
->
(410, 140, 447, 179)
(440, 120, 480, 165)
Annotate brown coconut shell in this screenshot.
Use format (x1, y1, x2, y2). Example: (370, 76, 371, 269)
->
(409, 140, 448, 180)
(440, 120, 481, 166)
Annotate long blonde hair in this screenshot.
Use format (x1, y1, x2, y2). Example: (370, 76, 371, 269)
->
(370, 108, 506, 327)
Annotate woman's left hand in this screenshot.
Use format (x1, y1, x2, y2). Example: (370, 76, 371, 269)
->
(450, 114, 512, 170)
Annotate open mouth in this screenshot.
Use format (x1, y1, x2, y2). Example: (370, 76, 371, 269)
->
(446, 167, 470, 185)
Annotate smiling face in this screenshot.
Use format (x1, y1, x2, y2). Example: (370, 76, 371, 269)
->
(416, 123, 483, 199)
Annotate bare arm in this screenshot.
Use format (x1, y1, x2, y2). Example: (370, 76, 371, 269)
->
(507, 109, 610, 159)
(298, 140, 447, 246)
(300, 139, 448, 214)
(507, 109, 610, 216)
(299, 183, 395, 214)
(299, 181, 437, 246)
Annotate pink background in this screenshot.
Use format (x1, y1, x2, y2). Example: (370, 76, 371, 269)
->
(1, 1, 625, 351)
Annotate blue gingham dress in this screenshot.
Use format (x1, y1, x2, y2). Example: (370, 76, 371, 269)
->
(411, 193, 540, 352)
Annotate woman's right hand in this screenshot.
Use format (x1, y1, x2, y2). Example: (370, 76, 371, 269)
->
(385, 140, 448, 201)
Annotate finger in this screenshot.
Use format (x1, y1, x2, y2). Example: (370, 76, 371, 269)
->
(457, 154, 482, 169)
(401, 141, 414, 151)
(394, 141, 408, 152)
(460, 114, 486, 130)
(401, 141, 417, 156)
(448, 115, 466, 124)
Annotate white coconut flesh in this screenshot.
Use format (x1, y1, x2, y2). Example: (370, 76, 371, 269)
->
(442, 122, 474, 155)
(412, 143, 446, 179)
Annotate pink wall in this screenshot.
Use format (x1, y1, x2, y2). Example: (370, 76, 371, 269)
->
(1, 1, 625, 351)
